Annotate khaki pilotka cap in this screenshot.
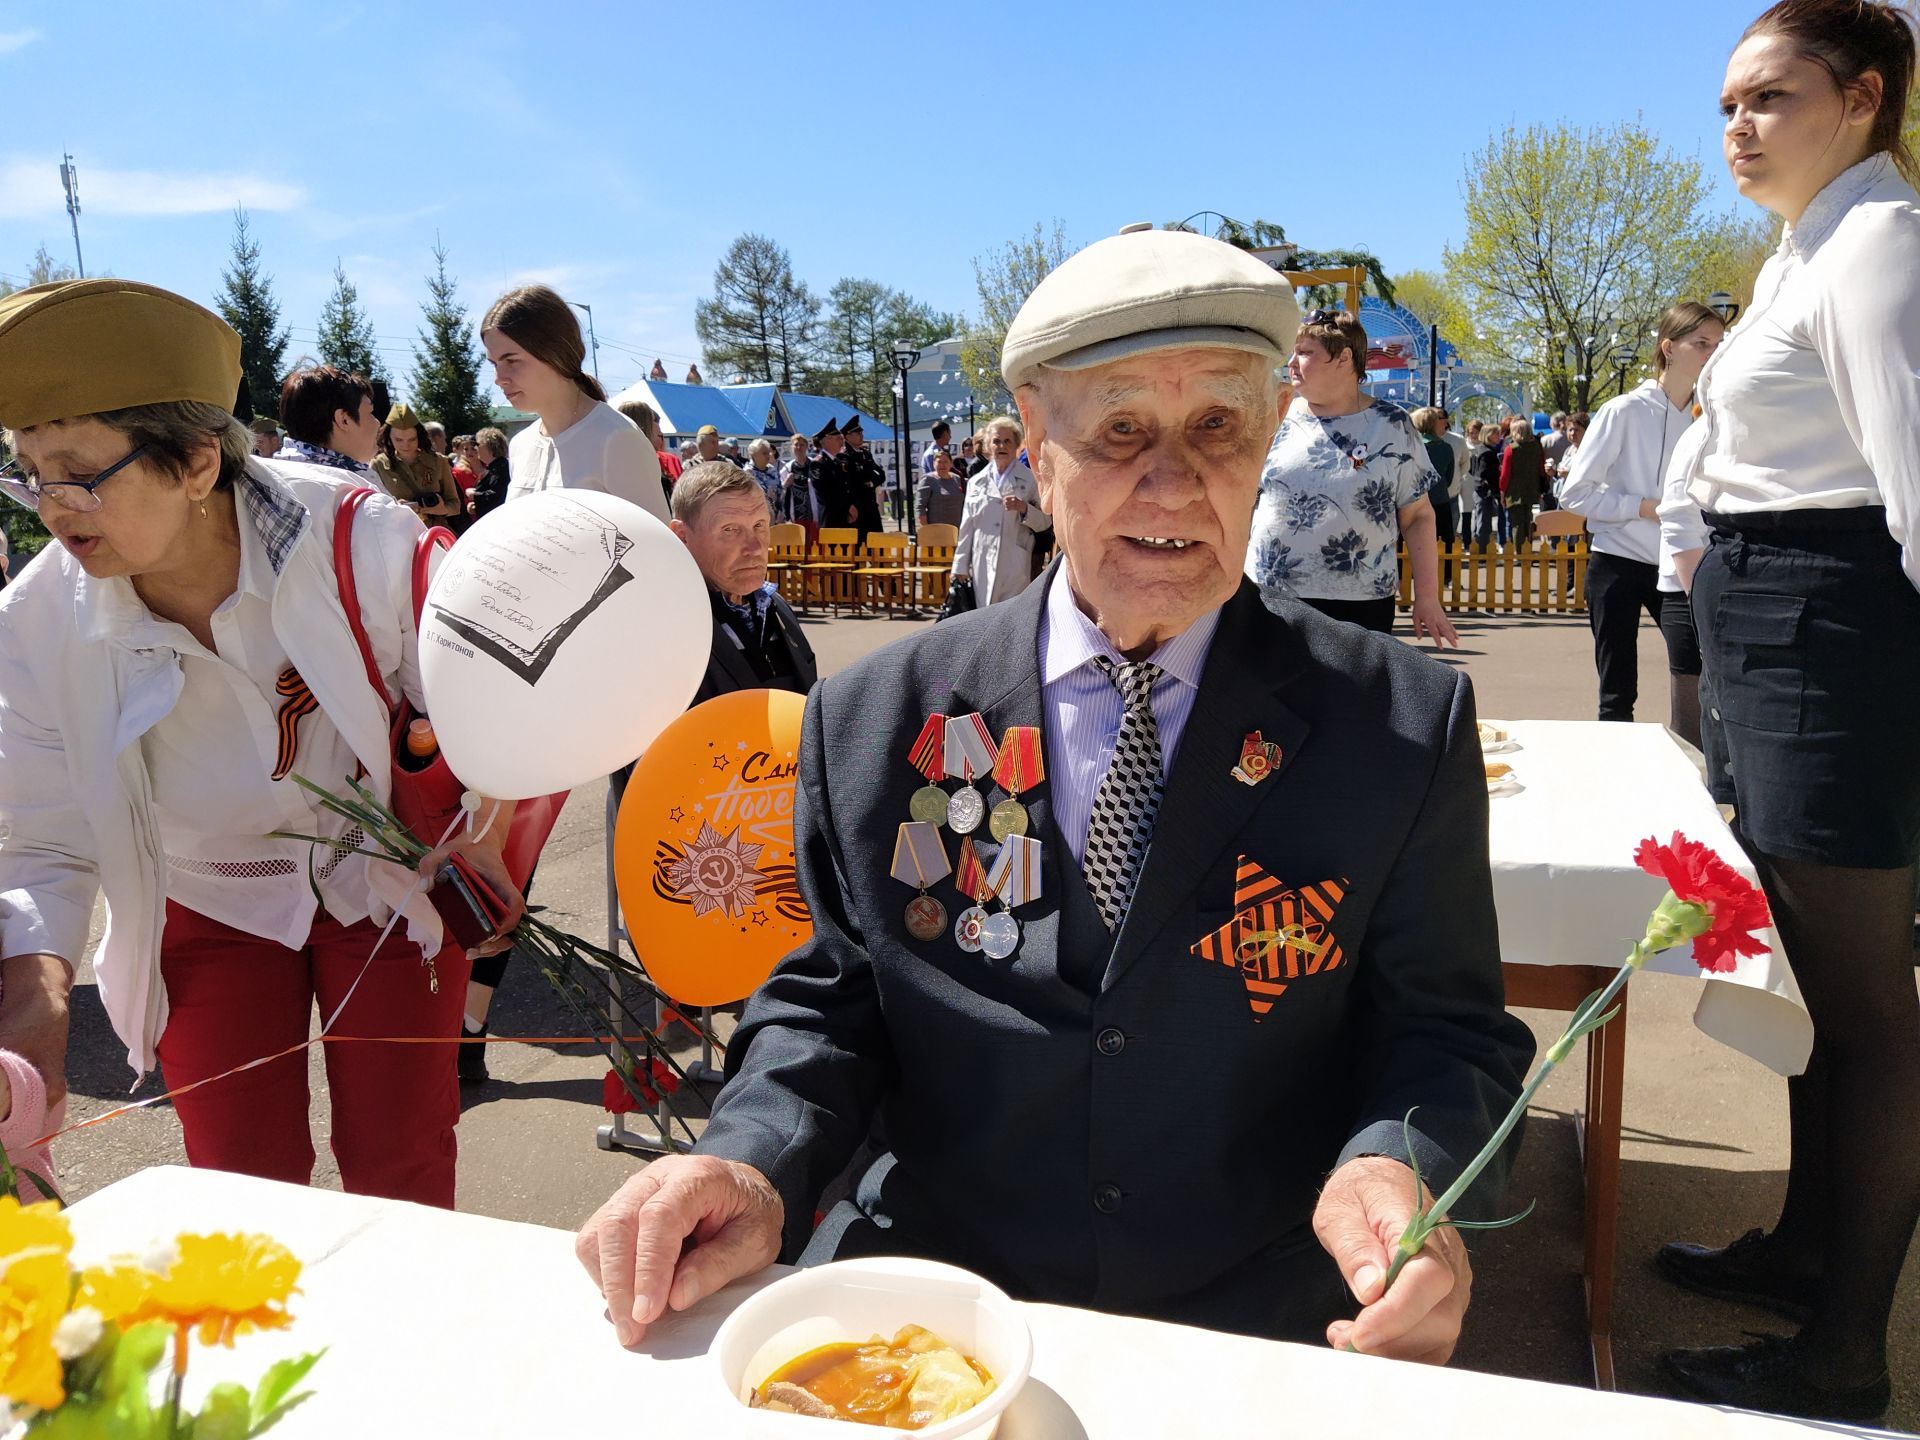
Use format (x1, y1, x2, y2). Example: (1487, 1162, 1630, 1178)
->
(0, 279, 243, 431)
(1000, 223, 1302, 390)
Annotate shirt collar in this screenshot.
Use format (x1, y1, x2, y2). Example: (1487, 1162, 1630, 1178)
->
(1041, 564, 1221, 690)
(1785, 153, 1893, 259)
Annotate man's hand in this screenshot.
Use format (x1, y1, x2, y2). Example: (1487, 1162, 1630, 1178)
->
(1411, 597, 1460, 650)
(1313, 1155, 1472, 1364)
(577, 1154, 783, 1345)
(0, 953, 74, 1108)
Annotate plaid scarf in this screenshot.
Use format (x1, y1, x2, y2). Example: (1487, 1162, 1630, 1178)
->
(277, 437, 371, 477)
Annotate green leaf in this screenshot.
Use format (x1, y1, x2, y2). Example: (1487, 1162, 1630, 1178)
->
(1435, 1197, 1540, 1232)
(249, 1349, 326, 1431)
(190, 1383, 255, 1440)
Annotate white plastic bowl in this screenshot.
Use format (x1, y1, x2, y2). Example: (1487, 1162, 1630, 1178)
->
(709, 1257, 1033, 1438)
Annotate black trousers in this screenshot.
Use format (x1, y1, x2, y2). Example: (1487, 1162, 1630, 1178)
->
(1585, 550, 1665, 722)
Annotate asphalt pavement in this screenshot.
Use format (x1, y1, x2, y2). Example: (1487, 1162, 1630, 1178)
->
(42, 602, 1920, 1432)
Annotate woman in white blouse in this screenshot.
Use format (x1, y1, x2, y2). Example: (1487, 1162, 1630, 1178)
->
(1652, 2, 1920, 1423)
(0, 280, 523, 1208)
(480, 285, 668, 525)
(951, 415, 1050, 606)
(1558, 301, 1722, 743)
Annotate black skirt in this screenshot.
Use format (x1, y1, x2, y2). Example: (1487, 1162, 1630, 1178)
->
(1695, 507, 1920, 868)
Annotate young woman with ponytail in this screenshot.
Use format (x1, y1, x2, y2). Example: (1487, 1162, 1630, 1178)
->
(480, 285, 668, 524)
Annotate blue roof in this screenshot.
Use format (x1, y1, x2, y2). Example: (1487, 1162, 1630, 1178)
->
(641, 381, 757, 438)
(720, 384, 785, 435)
(778, 392, 896, 443)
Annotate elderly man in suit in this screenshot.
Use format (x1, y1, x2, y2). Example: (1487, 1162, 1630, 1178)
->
(578, 225, 1533, 1363)
(670, 460, 819, 704)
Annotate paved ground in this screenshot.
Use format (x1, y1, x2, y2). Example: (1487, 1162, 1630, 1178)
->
(44, 604, 1920, 1431)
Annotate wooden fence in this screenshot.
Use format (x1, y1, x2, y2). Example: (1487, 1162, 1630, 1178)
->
(1396, 535, 1591, 614)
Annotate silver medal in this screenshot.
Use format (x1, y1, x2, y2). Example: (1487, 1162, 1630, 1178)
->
(947, 784, 986, 835)
(954, 904, 988, 953)
(979, 910, 1020, 960)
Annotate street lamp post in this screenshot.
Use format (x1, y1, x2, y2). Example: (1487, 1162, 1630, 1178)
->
(890, 340, 922, 537)
(59, 155, 85, 279)
(568, 301, 600, 384)
(1612, 339, 1639, 400)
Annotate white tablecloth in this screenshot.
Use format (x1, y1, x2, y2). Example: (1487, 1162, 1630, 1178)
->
(1486, 721, 1809, 1075)
(61, 1167, 1875, 1439)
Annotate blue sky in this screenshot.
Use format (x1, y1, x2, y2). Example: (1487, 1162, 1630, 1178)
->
(1, 0, 1766, 403)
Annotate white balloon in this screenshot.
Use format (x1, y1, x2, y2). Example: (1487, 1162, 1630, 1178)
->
(418, 490, 708, 798)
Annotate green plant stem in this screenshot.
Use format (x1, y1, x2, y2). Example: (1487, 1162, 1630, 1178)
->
(1380, 945, 1642, 1289)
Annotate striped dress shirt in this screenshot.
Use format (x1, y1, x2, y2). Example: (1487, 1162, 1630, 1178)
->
(1037, 568, 1222, 865)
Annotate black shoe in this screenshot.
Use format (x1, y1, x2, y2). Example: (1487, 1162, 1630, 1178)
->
(458, 1024, 490, 1084)
(1656, 1228, 1818, 1322)
(1661, 1334, 1890, 1424)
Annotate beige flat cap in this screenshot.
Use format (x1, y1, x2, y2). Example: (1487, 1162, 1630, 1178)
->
(1001, 225, 1301, 390)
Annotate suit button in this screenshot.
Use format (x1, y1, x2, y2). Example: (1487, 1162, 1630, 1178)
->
(1093, 1184, 1122, 1214)
(1710, 708, 1722, 721)
(1096, 1028, 1125, 1056)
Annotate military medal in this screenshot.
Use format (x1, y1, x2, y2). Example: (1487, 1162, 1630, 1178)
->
(979, 834, 1043, 960)
(907, 714, 951, 824)
(1231, 731, 1283, 787)
(891, 822, 953, 940)
(943, 713, 998, 835)
(989, 725, 1045, 841)
(952, 837, 995, 953)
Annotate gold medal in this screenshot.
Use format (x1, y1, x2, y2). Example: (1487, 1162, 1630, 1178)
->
(909, 785, 950, 824)
(989, 797, 1029, 841)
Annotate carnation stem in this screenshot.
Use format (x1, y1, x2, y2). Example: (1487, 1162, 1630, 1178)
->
(1380, 940, 1643, 1291)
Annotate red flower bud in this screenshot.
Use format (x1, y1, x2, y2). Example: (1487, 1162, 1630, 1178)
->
(649, 1057, 682, 1097)
(602, 1069, 639, 1114)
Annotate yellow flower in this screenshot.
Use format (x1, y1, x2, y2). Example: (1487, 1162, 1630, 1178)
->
(0, 1196, 74, 1412)
(78, 1232, 301, 1348)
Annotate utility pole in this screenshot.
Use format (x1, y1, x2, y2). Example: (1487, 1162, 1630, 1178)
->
(568, 301, 600, 383)
(59, 154, 85, 278)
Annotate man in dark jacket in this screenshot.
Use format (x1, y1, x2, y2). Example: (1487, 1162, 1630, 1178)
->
(1500, 418, 1546, 544)
(670, 460, 818, 704)
(808, 420, 857, 532)
(468, 426, 511, 521)
(840, 416, 887, 543)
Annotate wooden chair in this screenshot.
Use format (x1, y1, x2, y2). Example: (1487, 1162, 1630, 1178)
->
(852, 533, 912, 613)
(800, 527, 860, 613)
(910, 524, 959, 614)
(767, 523, 808, 608)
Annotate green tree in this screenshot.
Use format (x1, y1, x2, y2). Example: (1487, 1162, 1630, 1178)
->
(817, 280, 959, 419)
(1444, 120, 1744, 413)
(1393, 269, 1471, 339)
(214, 209, 291, 419)
(0, 244, 78, 298)
(959, 221, 1072, 407)
(317, 260, 385, 383)
(694, 234, 820, 389)
(408, 239, 489, 435)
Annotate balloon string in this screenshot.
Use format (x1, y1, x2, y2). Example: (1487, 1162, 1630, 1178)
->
(28, 1026, 721, 1152)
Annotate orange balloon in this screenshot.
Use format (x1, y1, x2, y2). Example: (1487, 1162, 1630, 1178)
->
(614, 688, 812, 1005)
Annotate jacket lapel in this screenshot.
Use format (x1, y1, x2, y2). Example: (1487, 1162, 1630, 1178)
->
(1104, 583, 1314, 990)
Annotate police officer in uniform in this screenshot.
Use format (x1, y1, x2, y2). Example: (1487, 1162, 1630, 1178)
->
(840, 415, 887, 543)
(808, 419, 856, 531)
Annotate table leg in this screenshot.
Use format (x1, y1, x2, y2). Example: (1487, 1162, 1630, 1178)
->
(1577, 982, 1626, 1390)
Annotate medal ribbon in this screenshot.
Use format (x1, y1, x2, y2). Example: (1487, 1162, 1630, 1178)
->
(890, 822, 953, 890)
(954, 837, 994, 903)
(984, 834, 1043, 909)
(908, 714, 949, 782)
(992, 725, 1045, 796)
(943, 713, 998, 783)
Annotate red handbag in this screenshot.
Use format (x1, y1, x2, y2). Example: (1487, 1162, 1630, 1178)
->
(332, 488, 568, 942)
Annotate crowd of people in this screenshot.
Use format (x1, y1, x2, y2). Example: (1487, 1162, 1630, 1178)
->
(0, 0, 1914, 1425)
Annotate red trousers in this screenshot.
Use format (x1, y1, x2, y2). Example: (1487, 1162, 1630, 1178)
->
(156, 902, 470, 1207)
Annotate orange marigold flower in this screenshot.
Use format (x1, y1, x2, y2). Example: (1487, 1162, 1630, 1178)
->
(78, 1232, 302, 1348)
(0, 1197, 75, 1411)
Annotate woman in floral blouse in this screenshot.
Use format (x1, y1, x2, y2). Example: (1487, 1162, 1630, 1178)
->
(1247, 310, 1458, 645)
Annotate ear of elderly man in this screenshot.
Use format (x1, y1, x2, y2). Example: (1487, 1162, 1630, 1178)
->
(579, 225, 1531, 1366)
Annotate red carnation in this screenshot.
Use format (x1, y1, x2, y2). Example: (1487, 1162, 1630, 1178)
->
(602, 1069, 639, 1115)
(649, 1057, 682, 1097)
(1634, 831, 1771, 974)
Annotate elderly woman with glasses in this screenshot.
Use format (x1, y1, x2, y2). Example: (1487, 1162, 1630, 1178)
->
(0, 279, 524, 1208)
(1247, 309, 1458, 645)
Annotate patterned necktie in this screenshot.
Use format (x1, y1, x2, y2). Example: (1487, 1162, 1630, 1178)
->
(1082, 657, 1166, 932)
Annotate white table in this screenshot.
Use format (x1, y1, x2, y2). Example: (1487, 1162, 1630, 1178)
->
(63, 1167, 1877, 1439)
(1484, 721, 1807, 1389)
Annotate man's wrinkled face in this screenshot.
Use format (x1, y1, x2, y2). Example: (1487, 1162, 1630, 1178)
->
(1019, 347, 1280, 650)
(673, 489, 771, 600)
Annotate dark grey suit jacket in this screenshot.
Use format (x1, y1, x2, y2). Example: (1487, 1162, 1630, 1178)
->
(692, 589, 819, 706)
(697, 567, 1534, 1342)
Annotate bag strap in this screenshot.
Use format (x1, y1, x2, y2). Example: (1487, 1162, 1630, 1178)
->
(334, 487, 392, 719)
(413, 526, 456, 628)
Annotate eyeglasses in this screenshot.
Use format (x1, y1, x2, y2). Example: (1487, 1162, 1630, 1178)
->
(0, 442, 152, 514)
(1302, 308, 1344, 327)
